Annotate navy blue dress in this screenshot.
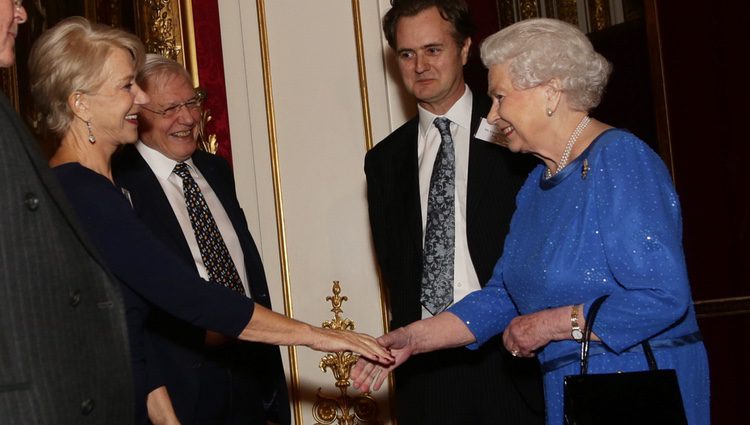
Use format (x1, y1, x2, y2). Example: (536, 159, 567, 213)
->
(449, 130, 709, 424)
(53, 162, 254, 424)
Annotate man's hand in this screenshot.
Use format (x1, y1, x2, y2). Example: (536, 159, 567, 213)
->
(350, 312, 476, 392)
(351, 327, 414, 392)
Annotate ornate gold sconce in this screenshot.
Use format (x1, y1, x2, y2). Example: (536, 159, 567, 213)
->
(194, 87, 218, 154)
(313, 281, 380, 425)
(137, 0, 182, 62)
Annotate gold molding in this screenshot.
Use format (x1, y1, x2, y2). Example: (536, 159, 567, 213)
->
(134, 0, 198, 87)
(178, 0, 199, 87)
(354, 1, 397, 422)
(255, 1, 302, 423)
(350, 0, 374, 151)
(351, 0, 391, 340)
(643, 0, 675, 179)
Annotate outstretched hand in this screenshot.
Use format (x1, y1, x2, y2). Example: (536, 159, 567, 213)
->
(351, 327, 415, 392)
(239, 304, 394, 364)
(350, 312, 477, 391)
(311, 327, 395, 364)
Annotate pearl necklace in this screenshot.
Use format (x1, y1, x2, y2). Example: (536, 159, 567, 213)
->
(545, 115, 591, 179)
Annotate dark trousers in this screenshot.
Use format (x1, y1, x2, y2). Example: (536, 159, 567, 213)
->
(192, 357, 266, 425)
(394, 337, 545, 425)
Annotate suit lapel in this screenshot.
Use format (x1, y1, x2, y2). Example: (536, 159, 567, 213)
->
(191, 152, 240, 234)
(116, 146, 195, 264)
(192, 151, 272, 305)
(401, 120, 423, 256)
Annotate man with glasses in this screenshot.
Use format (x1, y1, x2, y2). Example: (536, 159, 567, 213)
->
(113, 54, 290, 425)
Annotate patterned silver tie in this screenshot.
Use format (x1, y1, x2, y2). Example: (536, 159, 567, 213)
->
(173, 162, 245, 294)
(420, 117, 455, 315)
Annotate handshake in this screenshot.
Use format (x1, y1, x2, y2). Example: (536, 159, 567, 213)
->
(348, 304, 561, 392)
(349, 311, 478, 392)
(349, 326, 412, 393)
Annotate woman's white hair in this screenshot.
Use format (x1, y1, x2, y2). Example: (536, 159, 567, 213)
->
(480, 18, 612, 111)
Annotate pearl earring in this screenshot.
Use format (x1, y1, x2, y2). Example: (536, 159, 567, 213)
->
(85, 121, 96, 144)
(546, 107, 554, 117)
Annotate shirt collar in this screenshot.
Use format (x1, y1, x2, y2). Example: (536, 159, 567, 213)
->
(417, 84, 473, 137)
(136, 141, 196, 180)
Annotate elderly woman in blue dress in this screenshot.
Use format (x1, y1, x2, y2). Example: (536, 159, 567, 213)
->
(353, 18, 709, 424)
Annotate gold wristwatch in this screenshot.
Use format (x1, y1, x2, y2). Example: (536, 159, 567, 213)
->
(571, 304, 583, 342)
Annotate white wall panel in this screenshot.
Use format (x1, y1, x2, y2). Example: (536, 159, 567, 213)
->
(219, 1, 403, 423)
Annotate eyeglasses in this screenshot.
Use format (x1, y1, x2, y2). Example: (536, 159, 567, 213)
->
(142, 95, 202, 118)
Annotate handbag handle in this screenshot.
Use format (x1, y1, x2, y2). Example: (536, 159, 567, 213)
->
(579, 295, 659, 374)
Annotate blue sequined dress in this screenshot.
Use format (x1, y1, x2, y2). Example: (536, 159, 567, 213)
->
(449, 129, 709, 424)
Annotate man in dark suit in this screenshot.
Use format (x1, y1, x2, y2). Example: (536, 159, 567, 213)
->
(363, 1, 543, 423)
(1, 2, 133, 424)
(112, 54, 290, 425)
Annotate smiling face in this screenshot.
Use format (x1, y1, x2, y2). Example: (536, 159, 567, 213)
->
(486, 62, 548, 154)
(138, 73, 199, 162)
(394, 6, 470, 115)
(86, 48, 149, 146)
(0, 0, 27, 68)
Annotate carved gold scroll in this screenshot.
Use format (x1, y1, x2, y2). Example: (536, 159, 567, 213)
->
(314, 281, 380, 425)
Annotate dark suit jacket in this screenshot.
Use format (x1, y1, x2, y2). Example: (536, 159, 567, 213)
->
(365, 93, 544, 424)
(113, 145, 289, 425)
(0, 94, 133, 424)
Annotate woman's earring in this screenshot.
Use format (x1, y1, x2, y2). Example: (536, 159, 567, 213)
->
(85, 121, 96, 144)
(546, 107, 554, 117)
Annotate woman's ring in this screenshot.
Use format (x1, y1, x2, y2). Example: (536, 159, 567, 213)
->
(511, 350, 519, 357)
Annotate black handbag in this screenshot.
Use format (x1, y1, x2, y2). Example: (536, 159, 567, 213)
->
(563, 296, 688, 425)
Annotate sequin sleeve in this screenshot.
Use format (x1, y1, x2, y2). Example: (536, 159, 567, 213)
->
(448, 254, 518, 349)
(589, 131, 693, 353)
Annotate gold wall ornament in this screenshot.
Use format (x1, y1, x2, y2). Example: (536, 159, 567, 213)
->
(495, 0, 626, 33)
(519, 0, 541, 20)
(313, 281, 380, 425)
(194, 87, 218, 154)
(557, 0, 580, 26)
(138, 0, 181, 61)
(588, 0, 611, 31)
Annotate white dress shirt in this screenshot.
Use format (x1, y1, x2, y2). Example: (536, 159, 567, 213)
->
(417, 85, 481, 318)
(136, 141, 251, 296)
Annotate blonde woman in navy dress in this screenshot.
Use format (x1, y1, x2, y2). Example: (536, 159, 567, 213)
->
(352, 18, 709, 424)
